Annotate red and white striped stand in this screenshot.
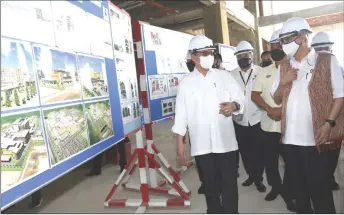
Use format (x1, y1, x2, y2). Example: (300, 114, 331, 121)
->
(132, 20, 193, 193)
(104, 129, 191, 213)
(151, 118, 194, 176)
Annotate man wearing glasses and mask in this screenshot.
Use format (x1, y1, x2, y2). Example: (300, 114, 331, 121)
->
(230, 41, 266, 193)
(271, 17, 344, 213)
(172, 35, 244, 213)
(252, 29, 296, 212)
(311, 31, 343, 191)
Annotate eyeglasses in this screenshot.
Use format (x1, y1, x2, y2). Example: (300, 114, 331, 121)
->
(193, 50, 214, 57)
(279, 31, 300, 45)
(236, 52, 252, 59)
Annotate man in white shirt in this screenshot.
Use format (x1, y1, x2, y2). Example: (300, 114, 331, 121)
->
(311, 31, 343, 191)
(271, 17, 344, 213)
(230, 41, 266, 193)
(172, 35, 244, 214)
(251, 30, 285, 201)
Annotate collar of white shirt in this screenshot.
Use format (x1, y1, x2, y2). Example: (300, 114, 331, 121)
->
(192, 67, 214, 77)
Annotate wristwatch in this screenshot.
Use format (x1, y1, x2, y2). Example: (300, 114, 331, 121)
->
(325, 119, 336, 127)
(232, 101, 240, 112)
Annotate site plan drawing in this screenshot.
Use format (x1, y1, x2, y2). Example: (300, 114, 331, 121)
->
(43, 104, 89, 165)
(1, 38, 39, 111)
(87, 12, 113, 58)
(0, 1, 55, 47)
(33, 45, 82, 104)
(51, 1, 91, 54)
(85, 100, 114, 145)
(78, 54, 109, 99)
(1, 110, 49, 192)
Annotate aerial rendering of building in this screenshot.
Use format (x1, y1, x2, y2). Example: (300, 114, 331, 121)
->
(86, 101, 113, 145)
(44, 105, 88, 164)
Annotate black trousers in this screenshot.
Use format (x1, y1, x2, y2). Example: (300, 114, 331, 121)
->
(236, 150, 240, 169)
(234, 122, 264, 183)
(92, 138, 127, 171)
(283, 144, 335, 214)
(327, 143, 342, 183)
(187, 133, 204, 184)
(280, 144, 295, 201)
(262, 131, 282, 189)
(195, 151, 238, 214)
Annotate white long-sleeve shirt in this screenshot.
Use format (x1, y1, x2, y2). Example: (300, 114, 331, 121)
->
(172, 68, 245, 156)
(270, 49, 344, 146)
(230, 65, 263, 126)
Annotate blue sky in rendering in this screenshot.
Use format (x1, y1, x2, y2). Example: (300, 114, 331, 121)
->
(1, 39, 33, 73)
(33, 46, 77, 71)
(78, 55, 104, 73)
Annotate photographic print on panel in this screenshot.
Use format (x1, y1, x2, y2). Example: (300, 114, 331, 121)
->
(1, 110, 49, 192)
(33, 45, 81, 105)
(85, 100, 113, 145)
(1, 37, 39, 111)
(43, 104, 89, 165)
(77, 54, 108, 99)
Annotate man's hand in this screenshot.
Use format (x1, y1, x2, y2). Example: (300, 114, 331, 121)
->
(219, 102, 236, 117)
(177, 136, 187, 165)
(315, 123, 331, 145)
(280, 68, 298, 86)
(267, 107, 282, 121)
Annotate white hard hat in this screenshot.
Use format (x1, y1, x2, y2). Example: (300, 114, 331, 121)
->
(270, 29, 281, 44)
(280, 17, 312, 39)
(186, 35, 215, 59)
(234, 41, 254, 55)
(311, 32, 334, 48)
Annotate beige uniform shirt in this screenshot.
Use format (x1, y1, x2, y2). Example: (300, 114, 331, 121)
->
(252, 64, 281, 133)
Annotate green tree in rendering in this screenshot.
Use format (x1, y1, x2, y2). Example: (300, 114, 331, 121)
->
(26, 85, 30, 101)
(32, 83, 37, 95)
(14, 89, 20, 106)
(30, 84, 33, 98)
(5, 90, 11, 107)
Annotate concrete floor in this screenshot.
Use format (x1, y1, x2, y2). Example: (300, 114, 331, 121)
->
(4, 121, 344, 214)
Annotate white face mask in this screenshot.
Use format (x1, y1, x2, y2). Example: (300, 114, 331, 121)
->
(199, 55, 214, 70)
(283, 41, 300, 58)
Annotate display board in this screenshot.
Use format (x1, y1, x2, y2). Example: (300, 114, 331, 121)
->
(1, 0, 127, 210)
(109, 3, 141, 135)
(140, 24, 193, 122)
(218, 44, 239, 72)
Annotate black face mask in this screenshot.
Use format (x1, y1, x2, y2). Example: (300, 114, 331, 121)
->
(237, 58, 252, 69)
(186, 60, 195, 72)
(270, 49, 286, 62)
(261, 60, 273, 68)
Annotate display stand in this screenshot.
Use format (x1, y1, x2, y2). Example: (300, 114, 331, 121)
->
(104, 129, 191, 213)
(138, 21, 194, 190)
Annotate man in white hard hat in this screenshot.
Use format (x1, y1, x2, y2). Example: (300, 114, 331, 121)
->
(311, 31, 334, 53)
(173, 35, 244, 213)
(251, 29, 297, 211)
(311, 31, 344, 77)
(311, 31, 343, 191)
(230, 41, 266, 193)
(271, 17, 344, 213)
(268, 29, 297, 212)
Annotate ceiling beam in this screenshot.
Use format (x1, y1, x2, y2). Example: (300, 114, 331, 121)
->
(306, 12, 344, 27)
(164, 19, 204, 31)
(259, 2, 344, 27)
(149, 8, 203, 27)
